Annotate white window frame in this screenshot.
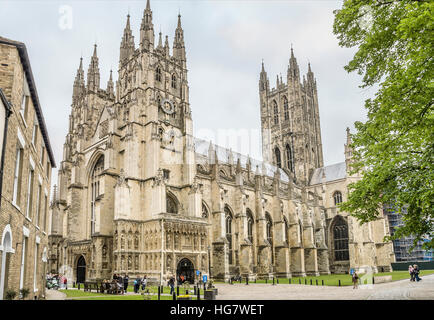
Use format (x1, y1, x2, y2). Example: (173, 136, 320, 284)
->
(33, 236, 40, 293)
(12, 130, 25, 209)
(25, 157, 35, 220)
(19, 226, 30, 291)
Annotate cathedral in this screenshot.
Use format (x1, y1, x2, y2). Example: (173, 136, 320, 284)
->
(48, 1, 395, 284)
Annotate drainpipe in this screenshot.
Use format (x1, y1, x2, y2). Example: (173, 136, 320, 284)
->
(160, 218, 165, 287)
(0, 89, 12, 211)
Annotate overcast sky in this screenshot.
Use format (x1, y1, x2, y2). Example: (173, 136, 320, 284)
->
(0, 0, 376, 184)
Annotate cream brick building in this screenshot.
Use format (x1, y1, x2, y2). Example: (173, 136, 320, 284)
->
(0, 37, 55, 299)
(48, 1, 394, 284)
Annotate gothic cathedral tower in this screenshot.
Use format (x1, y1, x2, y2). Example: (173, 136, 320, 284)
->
(259, 48, 324, 185)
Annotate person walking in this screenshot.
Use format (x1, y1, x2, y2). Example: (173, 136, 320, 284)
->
(352, 271, 359, 289)
(414, 264, 422, 282)
(141, 275, 147, 291)
(134, 276, 141, 293)
(409, 265, 415, 281)
(123, 274, 129, 293)
(117, 274, 124, 294)
(168, 277, 175, 295)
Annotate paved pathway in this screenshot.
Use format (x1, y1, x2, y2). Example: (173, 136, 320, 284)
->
(45, 289, 67, 300)
(214, 274, 434, 300)
(45, 275, 434, 300)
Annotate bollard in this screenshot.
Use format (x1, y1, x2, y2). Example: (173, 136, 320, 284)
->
(177, 286, 179, 296)
(255, 278, 257, 284)
(246, 276, 249, 285)
(173, 291, 176, 300)
(78, 283, 80, 290)
(239, 277, 242, 284)
(265, 278, 268, 284)
(322, 280, 324, 286)
(158, 286, 161, 300)
(310, 279, 312, 285)
(272, 277, 275, 286)
(203, 283, 206, 292)
(299, 278, 301, 284)
(373, 277, 375, 285)
(230, 278, 233, 285)
(305, 279, 307, 285)
(338, 279, 341, 287)
(197, 287, 200, 300)
(194, 286, 197, 295)
(316, 279, 318, 286)
(277, 278, 279, 284)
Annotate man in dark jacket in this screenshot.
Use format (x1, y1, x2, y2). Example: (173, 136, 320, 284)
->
(123, 274, 129, 293)
(134, 276, 141, 293)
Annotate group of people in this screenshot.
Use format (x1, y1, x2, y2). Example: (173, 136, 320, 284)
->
(133, 275, 148, 293)
(408, 265, 422, 282)
(46, 273, 68, 290)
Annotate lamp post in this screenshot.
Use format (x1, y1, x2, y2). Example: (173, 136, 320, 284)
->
(207, 245, 211, 281)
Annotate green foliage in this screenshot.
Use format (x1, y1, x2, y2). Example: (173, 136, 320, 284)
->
(333, 0, 434, 249)
(20, 288, 30, 299)
(5, 289, 17, 300)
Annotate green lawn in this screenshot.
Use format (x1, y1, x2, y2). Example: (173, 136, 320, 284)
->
(214, 270, 434, 287)
(59, 287, 202, 300)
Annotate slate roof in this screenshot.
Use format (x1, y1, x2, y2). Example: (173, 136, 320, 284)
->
(309, 162, 347, 185)
(194, 137, 290, 183)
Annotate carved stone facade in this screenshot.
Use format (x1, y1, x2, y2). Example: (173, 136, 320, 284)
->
(48, 1, 394, 284)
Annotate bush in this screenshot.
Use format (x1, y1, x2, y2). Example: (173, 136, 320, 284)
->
(5, 289, 17, 300)
(20, 288, 30, 300)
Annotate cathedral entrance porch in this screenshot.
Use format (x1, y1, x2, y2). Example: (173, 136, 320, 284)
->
(177, 258, 195, 283)
(76, 255, 86, 283)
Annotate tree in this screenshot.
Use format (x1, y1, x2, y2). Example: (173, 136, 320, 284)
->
(333, 0, 433, 249)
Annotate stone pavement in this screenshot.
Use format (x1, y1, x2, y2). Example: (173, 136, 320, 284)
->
(45, 289, 67, 300)
(214, 274, 434, 300)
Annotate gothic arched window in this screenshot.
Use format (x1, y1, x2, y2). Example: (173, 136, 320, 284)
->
(333, 217, 349, 261)
(283, 216, 289, 245)
(155, 66, 162, 82)
(266, 213, 273, 244)
(333, 191, 343, 206)
(266, 212, 274, 264)
(166, 193, 178, 214)
(283, 96, 289, 121)
(286, 144, 294, 173)
(246, 209, 254, 244)
(91, 155, 104, 235)
(274, 147, 282, 168)
(273, 100, 279, 125)
(171, 74, 177, 89)
(202, 202, 209, 218)
(225, 206, 233, 265)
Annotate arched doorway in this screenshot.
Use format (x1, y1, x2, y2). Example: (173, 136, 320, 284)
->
(76, 256, 86, 283)
(176, 258, 194, 284)
(0, 228, 13, 300)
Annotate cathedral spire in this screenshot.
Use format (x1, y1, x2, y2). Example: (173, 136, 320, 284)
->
(87, 44, 100, 91)
(107, 69, 114, 98)
(173, 13, 186, 63)
(288, 46, 300, 81)
(73, 56, 85, 101)
(306, 61, 315, 88)
(120, 13, 135, 63)
(345, 127, 354, 172)
(164, 35, 170, 56)
(140, 0, 154, 47)
(259, 60, 268, 92)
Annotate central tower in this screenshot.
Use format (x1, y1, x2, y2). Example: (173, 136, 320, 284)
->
(259, 49, 324, 184)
